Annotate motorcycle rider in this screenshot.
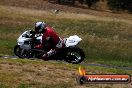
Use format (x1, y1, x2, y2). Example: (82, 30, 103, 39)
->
(34, 22, 63, 60)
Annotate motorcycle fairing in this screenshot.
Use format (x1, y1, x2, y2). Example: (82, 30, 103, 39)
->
(65, 35, 82, 47)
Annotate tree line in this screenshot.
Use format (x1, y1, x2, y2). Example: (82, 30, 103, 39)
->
(57, 0, 99, 8)
(51, 0, 132, 12)
(107, 0, 132, 12)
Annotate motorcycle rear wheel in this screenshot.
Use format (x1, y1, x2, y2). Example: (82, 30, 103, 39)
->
(64, 47, 85, 64)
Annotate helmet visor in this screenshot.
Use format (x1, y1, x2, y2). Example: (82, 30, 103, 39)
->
(35, 25, 41, 33)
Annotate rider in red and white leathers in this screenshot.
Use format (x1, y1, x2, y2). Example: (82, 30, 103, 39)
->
(35, 22, 63, 60)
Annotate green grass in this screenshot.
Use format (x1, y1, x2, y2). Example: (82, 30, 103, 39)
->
(0, 58, 131, 88)
(0, 5, 132, 67)
(0, 83, 8, 88)
(0, 3, 132, 88)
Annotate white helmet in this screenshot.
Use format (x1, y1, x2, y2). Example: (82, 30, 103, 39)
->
(35, 22, 46, 33)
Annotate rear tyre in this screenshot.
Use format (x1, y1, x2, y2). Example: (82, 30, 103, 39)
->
(64, 47, 85, 64)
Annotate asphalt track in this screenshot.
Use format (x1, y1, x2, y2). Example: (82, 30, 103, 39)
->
(0, 55, 132, 71)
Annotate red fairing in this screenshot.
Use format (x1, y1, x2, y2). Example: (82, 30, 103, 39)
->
(36, 27, 60, 49)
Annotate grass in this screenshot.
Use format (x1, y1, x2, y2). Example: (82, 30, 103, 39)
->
(0, 58, 131, 88)
(0, 2, 132, 88)
(0, 5, 132, 67)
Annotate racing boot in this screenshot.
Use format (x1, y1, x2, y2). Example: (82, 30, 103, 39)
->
(42, 49, 56, 61)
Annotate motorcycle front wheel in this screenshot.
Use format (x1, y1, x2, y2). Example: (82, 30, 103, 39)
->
(14, 45, 34, 58)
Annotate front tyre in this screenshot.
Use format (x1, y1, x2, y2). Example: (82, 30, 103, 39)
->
(64, 47, 85, 64)
(14, 45, 33, 58)
(14, 45, 23, 58)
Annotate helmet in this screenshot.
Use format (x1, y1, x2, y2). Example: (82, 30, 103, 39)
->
(35, 22, 46, 33)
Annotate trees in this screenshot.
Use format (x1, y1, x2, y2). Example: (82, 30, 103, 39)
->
(107, 0, 132, 12)
(55, 0, 132, 12)
(85, 0, 99, 8)
(78, 0, 84, 4)
(57, 0, 75, 4)
(56, 0, 99, 8)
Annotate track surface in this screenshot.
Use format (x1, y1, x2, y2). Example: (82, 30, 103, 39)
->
(0, 55, 132, 70)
